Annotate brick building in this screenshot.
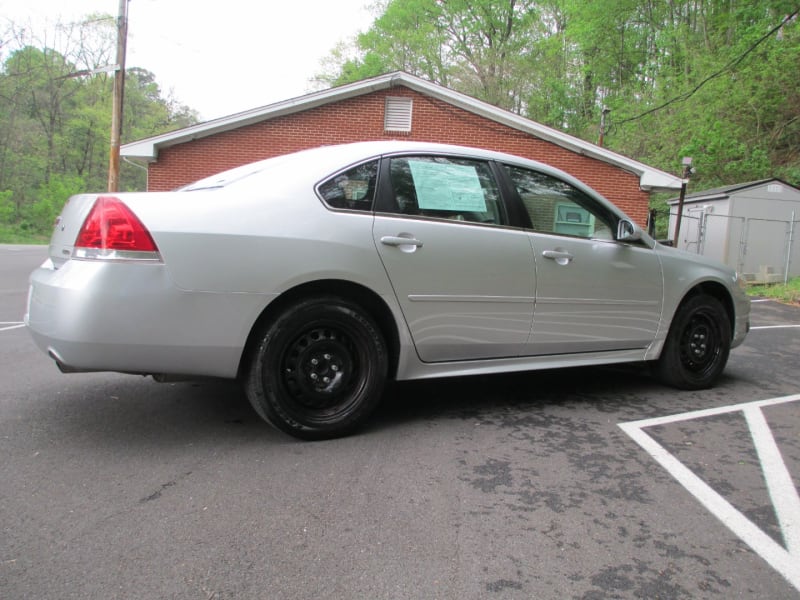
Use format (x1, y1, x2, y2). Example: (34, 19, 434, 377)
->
(121, 71, 681, 226)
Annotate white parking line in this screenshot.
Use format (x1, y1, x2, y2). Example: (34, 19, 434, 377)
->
(0, 322, 25, 332)
(744, 406, 800, 557)
(619, 394, 800, 592)
(751, 325, 800, 330)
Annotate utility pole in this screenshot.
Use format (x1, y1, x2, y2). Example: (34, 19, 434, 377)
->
(598, 106, 610, 147)
(107, 0, 129, 192)
(672, 157, 694, 248)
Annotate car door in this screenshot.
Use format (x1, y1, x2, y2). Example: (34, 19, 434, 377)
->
(502, 164, 663, 356)
(373, 154, 536, 363)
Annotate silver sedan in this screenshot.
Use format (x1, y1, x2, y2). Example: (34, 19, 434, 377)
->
(27, 141, 750, 439)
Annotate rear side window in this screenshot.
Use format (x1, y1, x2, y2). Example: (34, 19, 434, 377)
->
(317, 160, 378, 211)
(387, 156, 506, 226)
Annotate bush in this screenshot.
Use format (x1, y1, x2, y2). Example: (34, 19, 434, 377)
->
(0, 176, 84, 243)
(0, 190, 14, 223)
(19, 175, 84, 235)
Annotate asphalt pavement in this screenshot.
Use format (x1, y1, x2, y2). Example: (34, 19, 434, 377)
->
(1, 244, 799, 599)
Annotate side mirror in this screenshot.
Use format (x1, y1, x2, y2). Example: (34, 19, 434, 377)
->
(617, 219, 643, 243)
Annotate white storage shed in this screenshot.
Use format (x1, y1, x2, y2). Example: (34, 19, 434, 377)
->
(668, 179, 800, 283)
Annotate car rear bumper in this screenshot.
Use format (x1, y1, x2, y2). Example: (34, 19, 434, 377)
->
(26, 258, 272, 378)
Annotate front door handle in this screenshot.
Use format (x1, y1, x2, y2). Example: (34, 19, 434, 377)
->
(380, 236, 423, 248)
(542, 249, 574, 265)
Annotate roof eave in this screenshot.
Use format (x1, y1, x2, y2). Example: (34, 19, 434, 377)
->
(401, 78, 682, 191)
(121, 71, 683, 191)
(667, 193, 730, 205)
(121, 76, 400, 160)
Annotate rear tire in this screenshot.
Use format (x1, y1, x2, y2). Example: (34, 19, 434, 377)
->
(656, 294, 731, 390)
(244, 296, 387, 440)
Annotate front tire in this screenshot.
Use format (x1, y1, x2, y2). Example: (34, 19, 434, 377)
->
(656, 294, 731, 390)
(244, 296, 387, 440)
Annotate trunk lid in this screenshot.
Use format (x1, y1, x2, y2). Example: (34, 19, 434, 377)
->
(49, 194, 100, 268)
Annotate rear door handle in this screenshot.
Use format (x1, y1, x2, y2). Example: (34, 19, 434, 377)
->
(380, 236, 423, 248)
(542, 250, 574, 265)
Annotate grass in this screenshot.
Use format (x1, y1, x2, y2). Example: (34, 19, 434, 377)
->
(747, 277, 800, 305)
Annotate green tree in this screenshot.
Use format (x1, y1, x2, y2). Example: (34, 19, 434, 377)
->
(0, 190, 14, 222)
(0, 16, 199, 241)
(605, 2, 800, 188)
(22, 174, 84, 234)
(320, 0, 545, 112)
(318, 0, 800, 192)
(317, 0, 449, 87)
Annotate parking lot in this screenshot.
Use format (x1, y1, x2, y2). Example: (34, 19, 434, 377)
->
(2, 244, 799, 599)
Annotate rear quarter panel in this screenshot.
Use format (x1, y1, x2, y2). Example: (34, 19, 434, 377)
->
(125, 183, 394, 298)
(30, 178, 403, 379)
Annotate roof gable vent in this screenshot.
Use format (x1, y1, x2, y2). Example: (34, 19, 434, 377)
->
(384, 97, 413, 132)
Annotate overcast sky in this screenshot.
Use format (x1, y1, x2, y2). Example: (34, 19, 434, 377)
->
(1, 0, 377, 121)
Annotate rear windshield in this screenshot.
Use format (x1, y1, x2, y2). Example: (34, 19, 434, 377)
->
(179, 161, 272, 191)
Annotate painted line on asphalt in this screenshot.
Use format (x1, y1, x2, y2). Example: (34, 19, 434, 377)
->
(744, 405, 800, 557)
(750, 325, 800, 330)
(750, 299, 799, 305)
(619, 393, 800, 593)
(0, 322, 25, 332)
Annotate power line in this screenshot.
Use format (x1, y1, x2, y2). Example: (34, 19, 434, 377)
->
(613, 8, 800, 128)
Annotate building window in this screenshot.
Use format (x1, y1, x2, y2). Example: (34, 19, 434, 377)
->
(384, 97, 413, 132)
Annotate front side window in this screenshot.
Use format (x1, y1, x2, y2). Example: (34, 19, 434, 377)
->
(387, 156, 506, 226)
(504, 165, 615, 240)
(317, 160, 378, 211)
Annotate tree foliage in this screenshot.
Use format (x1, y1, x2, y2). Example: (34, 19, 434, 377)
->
(318, 0, 800, 191)
(0, 16, 197, 240)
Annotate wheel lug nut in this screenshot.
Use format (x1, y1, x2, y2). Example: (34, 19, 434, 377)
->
(310, 373, 318, 380)
(331, 365, 339, 372)
(324, 353, 331, 360)
(311, 358, 319, 366)
(323, 376, 330, 383)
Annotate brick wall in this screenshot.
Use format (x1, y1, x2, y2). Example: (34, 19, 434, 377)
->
(148, 87, 649, 225)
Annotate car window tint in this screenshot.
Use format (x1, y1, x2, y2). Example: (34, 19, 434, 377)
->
(504, 165, 615, 240)
(388, 156, 506, 226)
(317, 160, 378, 211)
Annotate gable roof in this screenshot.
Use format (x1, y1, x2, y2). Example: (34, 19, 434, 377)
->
(667, 178, 800, 204)
(121, 71, 682, 191)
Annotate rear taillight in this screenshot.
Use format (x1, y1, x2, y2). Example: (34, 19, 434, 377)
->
(73, 196, 161, 261)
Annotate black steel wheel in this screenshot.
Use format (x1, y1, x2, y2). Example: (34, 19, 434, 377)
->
(656, 294, 731, 390)
(244, 296, 387, 440)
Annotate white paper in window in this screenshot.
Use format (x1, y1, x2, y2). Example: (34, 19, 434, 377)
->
(408, 160, 487, 212)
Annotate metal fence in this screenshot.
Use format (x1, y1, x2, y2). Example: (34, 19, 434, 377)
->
(675, 211, 799, 284)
